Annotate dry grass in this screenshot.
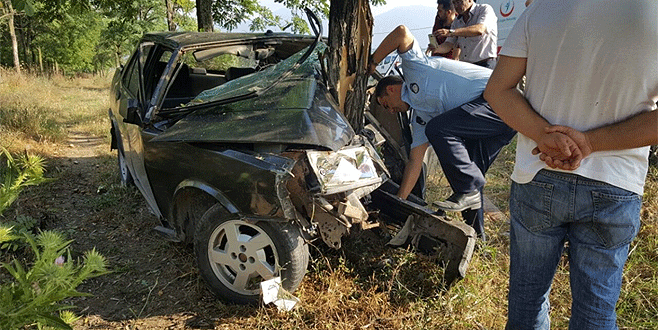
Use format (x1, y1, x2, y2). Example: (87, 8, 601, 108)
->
(1, 69, 657, 329)
(0, 68, 111, 153)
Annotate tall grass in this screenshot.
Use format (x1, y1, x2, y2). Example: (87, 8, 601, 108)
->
(0, 68, 111, 151)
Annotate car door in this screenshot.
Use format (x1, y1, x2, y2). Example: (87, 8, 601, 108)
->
(118, 41, 165, 219)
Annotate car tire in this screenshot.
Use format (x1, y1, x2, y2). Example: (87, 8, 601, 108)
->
(117, 148, 133, 186)
(194, 204, 309, 305)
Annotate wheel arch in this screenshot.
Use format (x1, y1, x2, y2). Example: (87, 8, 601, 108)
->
(170, 179, 240, 244)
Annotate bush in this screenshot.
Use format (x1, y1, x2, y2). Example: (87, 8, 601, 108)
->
(0, 227, 108, 330)
(0, 146, 52, 215)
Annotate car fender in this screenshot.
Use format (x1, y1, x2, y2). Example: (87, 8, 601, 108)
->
(174, 179, 240, 215)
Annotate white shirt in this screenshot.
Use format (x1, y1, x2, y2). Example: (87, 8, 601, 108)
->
(500, 0, 658, 195)
(446, 3, 498, 63)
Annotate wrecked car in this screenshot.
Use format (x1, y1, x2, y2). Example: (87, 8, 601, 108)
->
(108, 11, 475, 305)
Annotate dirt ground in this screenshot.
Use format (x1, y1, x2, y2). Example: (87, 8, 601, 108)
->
(10, 130, 288, 329)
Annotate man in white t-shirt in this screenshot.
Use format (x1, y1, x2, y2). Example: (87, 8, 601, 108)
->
(432, 0, 497, 68)
(484, 0, 658, 329)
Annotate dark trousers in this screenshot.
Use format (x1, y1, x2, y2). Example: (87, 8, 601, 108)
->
(425, 95, 516, 239)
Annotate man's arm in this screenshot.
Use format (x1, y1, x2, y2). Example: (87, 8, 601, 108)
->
(545, 110, 658, 156)
(434, 23, 487, 39)
(397, 143, 429, 199)
(369, 25, 415, 74)
(484, 55, 581, 169)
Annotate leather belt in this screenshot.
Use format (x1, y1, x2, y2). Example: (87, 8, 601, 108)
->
(473, 57, 496, 66)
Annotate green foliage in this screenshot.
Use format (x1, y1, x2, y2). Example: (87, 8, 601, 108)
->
(0, 227, 108, 330)
(33, 11, 107, 73)
(212, 0, 331, 34)
(0, 215, 39, 251)
(0, 147, 52, 215)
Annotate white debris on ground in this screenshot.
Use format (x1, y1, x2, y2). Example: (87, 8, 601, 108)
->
(260, 277, 300, 311)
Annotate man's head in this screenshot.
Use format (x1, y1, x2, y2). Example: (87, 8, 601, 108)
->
(451, 0, 473, 15)
(437, 0, 457, 24)
(374, 75, 409, 114)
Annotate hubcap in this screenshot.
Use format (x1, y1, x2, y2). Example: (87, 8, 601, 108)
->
(207, 220, 278, 295)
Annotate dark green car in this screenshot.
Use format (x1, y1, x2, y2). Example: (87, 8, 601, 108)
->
(109, 17, 475, 305)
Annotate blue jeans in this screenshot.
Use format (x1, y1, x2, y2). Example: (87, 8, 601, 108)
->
(506, 170, 641, 330)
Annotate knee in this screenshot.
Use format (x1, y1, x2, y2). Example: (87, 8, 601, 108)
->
(425, 116, 448, 138)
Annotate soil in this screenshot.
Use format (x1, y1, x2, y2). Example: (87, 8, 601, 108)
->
(8, 130, 276, 329)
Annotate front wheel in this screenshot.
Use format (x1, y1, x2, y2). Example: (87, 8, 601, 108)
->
(194, 204, 309, 305)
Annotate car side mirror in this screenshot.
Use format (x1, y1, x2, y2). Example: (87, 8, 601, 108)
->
(123, 99, 143, 125)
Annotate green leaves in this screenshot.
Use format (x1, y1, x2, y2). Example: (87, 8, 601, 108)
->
(0, 227, 109, 330)
(0, 147, 52, 215)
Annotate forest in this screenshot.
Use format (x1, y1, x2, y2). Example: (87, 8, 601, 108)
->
(0, 0, 341, 75)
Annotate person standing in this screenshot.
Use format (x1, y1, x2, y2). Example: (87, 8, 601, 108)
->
(428, 0, 459, 59)
(431, 0, 497, 68)
(483, 0, 658, 328)
(369, 25, 516, 240)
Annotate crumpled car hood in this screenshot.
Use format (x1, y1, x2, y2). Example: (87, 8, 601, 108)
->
(152, 43, 355, 151)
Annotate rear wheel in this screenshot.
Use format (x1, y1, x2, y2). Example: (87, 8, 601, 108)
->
(117, 148, 133, 186)
(194, 204, 309, 305)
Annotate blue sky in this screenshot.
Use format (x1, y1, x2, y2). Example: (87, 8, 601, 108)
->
(258, 0, 434, 18)
(238, 1, 436, 47)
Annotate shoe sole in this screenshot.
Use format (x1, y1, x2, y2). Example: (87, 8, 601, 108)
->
(432, 200, 482, 212)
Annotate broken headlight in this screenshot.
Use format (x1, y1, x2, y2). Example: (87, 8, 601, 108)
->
(306, 145, 383, 195)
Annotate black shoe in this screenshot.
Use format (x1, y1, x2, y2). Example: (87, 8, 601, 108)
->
(433, 191, 482, 212)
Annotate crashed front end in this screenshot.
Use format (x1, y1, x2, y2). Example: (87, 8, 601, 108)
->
(283, 135, 388, 249)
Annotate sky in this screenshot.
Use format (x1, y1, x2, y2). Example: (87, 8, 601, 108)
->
(258, 0, 433, 16)
(244, 0, 436, 47)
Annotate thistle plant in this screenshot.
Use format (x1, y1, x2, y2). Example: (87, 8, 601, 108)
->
(0, 146, 52, 215)
(0, 227, 109, 330)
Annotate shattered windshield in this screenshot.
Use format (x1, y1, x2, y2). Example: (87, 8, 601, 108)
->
(188, 42, 326, 105)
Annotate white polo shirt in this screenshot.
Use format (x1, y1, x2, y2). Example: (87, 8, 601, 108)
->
(446, 3, 498, 63)
(500, 0, 658, 195)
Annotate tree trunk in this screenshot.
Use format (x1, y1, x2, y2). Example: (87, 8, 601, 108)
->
(326, 0, 373, 132)
(165, 0, 176, 31)
(196, 0, 213, 32)
(5, 0, 20, 74)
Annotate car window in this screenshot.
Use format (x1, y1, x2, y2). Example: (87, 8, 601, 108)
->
(145, 49, 174, 103)
(122, 42, 155, 99)
(123, 56, 140, 97)
(154, 39, 315, 118)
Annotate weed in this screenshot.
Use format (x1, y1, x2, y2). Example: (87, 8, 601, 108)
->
(0, 227, 109, 330)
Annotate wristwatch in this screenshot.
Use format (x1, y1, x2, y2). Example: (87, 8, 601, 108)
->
(449, 29, 456, 36)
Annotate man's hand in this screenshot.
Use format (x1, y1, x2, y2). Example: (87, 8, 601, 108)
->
(433, 28, 451, 38)
(532, 126, 593, 170)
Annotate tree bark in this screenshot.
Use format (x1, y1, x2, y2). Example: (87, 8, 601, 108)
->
(4, 0, 21, 74)
(165, 0, 176, 31)
(327, 0, 373, 132)
(196, 0, 213, 32)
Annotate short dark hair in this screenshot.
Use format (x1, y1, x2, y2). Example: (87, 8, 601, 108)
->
(374, 75, 404, 99)
(437, 0, 454, 10)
